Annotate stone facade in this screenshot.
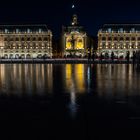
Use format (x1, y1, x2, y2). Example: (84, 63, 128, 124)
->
(62, 15, 88, 58)
(97, 24, 140, 58)
(0, 25, 52, 59)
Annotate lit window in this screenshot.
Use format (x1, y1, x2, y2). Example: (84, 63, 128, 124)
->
(16, 29, 19, 33)
(5, 29, 8, 33)
(76, 38, 84, 49)
(27, 29, 30, 33)
(39, 29, 42, 33)
(108, 28, 111, 33)
(120, 28, 123, 33)
(131, 28, 135, 32)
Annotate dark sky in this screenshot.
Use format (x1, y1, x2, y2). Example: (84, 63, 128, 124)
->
(1, 0, 140, 38)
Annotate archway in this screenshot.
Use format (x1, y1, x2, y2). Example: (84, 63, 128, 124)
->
(21, 54, 25, 59)
(37, 54, 42, 59)
(15, 54, 19, 59)
(9, 54, 14, 59)
(43, 54, 49, 59)
(26, 54, 31, 59)
(4, 54, 8, 59)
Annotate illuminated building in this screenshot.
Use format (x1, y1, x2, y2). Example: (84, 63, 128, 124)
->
(62, 15, 88, 58)
(0, 25, 52, 59)
(97, 24, 140, 58)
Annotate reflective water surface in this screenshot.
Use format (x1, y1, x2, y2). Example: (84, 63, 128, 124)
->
(0, 64, 140, 97)
(1, 64, 140, 134)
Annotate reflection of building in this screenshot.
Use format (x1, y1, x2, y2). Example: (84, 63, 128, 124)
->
(62, 15, 88, 58)
(0, 25, 52, 59)
(65, 64, 85, 93)
(97, 24, 140, 58)
(0, 64, 53, 95)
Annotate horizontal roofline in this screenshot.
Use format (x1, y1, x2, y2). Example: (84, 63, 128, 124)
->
(0, 24, 47, 26)
(103, 24, 140, 26)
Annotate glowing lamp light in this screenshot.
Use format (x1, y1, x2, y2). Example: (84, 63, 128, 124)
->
(72, 5, 75, 9)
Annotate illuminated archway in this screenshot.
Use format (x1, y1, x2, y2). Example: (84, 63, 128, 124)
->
(66, 37, 72, 49)
(75, 37, 84, 49)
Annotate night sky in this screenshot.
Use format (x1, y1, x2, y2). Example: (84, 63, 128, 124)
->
(1, 0, 140, 38)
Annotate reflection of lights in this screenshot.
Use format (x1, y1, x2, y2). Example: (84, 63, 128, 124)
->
(87, 66, 90, 80)
(75, 64, 85, 92)
(87, 65, 91, 92)
(72, 4, 75, 9)
(66, 64, 72, 79)
(69, 81, 77, 118)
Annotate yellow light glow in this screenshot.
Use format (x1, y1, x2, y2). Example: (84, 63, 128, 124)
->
(75, 64, 85, 92)
(65, 64, 73, 91)
(76, 42, 84, 49)
(76, 38, 84, 49)
(0, 36, 4, 47)
(66, 37, 72, 49)
(66, 64, 72, 79)
(66, 41, 72, 49)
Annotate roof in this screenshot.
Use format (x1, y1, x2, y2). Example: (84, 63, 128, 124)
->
(63, 26, 85, 33)
(0, 24, 49, 32)
(101, 24, 140, 32)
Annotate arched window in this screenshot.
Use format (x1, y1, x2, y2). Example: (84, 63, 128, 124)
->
(16, 38, 19, 41)
(33, 37, 36, 41)
(10, 38, 13, 41)
(27, 38, 30, 41)
(4, 38, 7, 41)
(21, 38, 25, 41)
(131, 37, 135, 41)
(108, 37, 112, 41)
(38, 37, 42, 41)
(44, 37, 48, 41)
(102, 37, 106, 41)
(76, 37, 84, 49)
(66, 37, 72, 49)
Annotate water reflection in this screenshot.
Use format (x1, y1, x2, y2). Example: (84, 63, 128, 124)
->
(96, 64, 140, 98)
(65, 64, 82, 117)
(0, 63, 139, 99)
(65, 64, 86, 93)
(0, 64, 53, 96)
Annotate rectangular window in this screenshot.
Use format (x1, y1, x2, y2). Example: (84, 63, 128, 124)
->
(108, 28, 111, 33)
